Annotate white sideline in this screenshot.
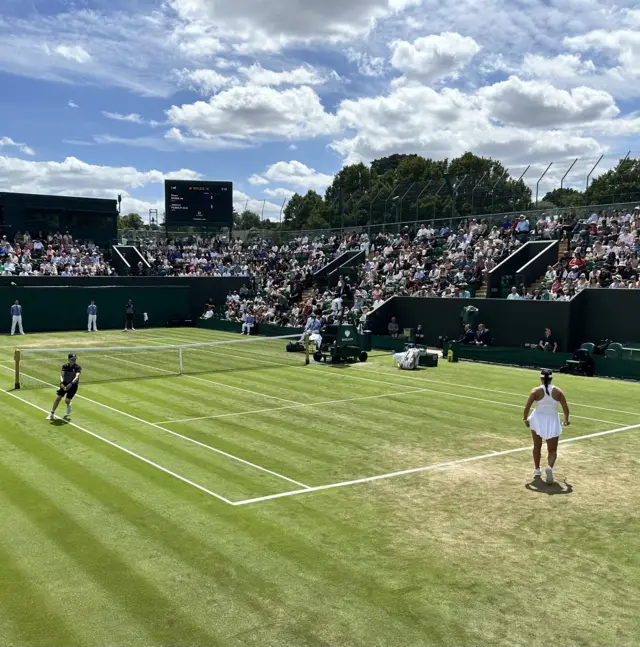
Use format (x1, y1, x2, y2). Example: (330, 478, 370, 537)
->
(353, 365, 640, 418)
(313, 369, 625, 427)
(0, 365, 311, 490)
(0, 387, 235, 505)
(232, 422, 640, 506)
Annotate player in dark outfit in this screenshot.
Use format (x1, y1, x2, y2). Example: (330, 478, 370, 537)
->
(47, 353, 82, 420)
(124, 300, 135, 331)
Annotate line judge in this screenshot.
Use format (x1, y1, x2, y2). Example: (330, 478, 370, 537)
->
(87, 300, 98, 332)
(10, 300, 25, 336)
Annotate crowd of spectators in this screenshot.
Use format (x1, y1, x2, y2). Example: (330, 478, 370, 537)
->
(0, 231, 113, 276)
(507, 205, 640, 300)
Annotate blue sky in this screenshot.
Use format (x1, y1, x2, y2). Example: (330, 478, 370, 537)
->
(1, 0, 640, 219)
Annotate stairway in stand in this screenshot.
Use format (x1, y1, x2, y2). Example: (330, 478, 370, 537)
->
(475, 284, 488, 298)
(529, 238, 571, 292)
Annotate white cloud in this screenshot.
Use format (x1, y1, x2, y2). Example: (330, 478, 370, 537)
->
(264, 187, 296, 199)
(478, 76, 619, 127)
(51, 44, 92, 64)
(333, 81, 605, 167)
(252, 160, 334, 191)
(166, 85, 339, 142)
(248, 174, 269, 185)
(521, 53, 597, 80)
(170, 0, 421, 52)
(390, 32, 480, 84)
(344, 48, 387, 77)
(233, 190, 281, 218)
(0, 136, 35, 156)
(175, 68, 232, 95)
(0, 154, 201, 216)
(238, 63, 328, 86)
(288, 144, 298, 150)
(68, 100, 79, 109)
(102, 111, 145, 124)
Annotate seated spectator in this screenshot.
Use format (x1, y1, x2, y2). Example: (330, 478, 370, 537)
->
(475, 323, 492, 346)
(507, 287, 521, 300)
(388, 317, 400, 338)
(413, 324, 426, 346)
(538, 328, 558, 353)
(241, 310, 255, 335)
(459, 324, 476, 344)
(200, 305, 214, 320)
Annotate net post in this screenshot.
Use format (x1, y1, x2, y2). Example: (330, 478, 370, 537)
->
(178, 348, 183, 375)
(13, 349, 21, 390)
(304, 333, 310, 366)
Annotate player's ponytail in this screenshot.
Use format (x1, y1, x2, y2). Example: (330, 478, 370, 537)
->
(541, 369, 553, 395)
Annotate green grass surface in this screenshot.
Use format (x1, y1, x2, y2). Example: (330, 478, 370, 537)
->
(1, 327, 639, 646)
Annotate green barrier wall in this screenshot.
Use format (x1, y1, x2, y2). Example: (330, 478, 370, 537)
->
(0, 277, 248, 333)
(1, 285, 191, 333)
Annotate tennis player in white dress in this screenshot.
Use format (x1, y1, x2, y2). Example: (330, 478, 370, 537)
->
(523, 369, 570, 484)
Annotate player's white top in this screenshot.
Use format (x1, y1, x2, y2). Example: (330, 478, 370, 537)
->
(529, 385, 562, 439)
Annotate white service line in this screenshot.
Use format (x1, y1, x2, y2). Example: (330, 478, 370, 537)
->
(156, 387, 428, 424)
(0, 387, 235, 505)
(232, 422, 640, 506)
(0, 365, 311, 490)
(354, 365, 640, 417)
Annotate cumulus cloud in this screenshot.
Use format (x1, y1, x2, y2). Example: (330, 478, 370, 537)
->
(251, 160, 334, 191)
(238, 63, 328, 86)
(264, 187, 295, 199)
(390, 32, 480, 84)
(0, 154, 202, 216)
(233, 189, 281, 217)
(175, 68, 232, 95)
(170, 0, 421, 51)
(333, 81, 605, 167)
(166, 85, 339, 142)
(478, 76, 619, 127)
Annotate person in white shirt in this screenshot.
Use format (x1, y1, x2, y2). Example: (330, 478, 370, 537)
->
(507, 287, 521, 300)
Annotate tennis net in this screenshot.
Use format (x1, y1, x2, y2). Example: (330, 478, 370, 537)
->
(14, 333, 309, 389)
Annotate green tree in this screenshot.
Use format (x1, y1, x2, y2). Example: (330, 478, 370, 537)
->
(234, 210, 261, 229)
(585, 157, 640, 205)
(283, 191, 327, 229)
(118, 213, 144, 230)
(542, 188, 585, 207)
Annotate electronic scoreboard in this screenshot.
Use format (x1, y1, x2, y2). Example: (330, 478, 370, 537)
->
(164, 180, 233, 227)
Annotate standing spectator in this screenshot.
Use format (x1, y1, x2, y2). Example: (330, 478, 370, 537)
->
(124, 300, 135, 331)
(87, 300, 98, 332)
(10, 300, 24, 335)
(388, 317, 400, 338)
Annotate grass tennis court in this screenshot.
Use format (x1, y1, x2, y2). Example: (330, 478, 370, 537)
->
(1, 327, 639, 646)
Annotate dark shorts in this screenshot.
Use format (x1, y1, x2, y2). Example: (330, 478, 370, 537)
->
(57, 383, 78, 400)
(125, 313, 134, 322)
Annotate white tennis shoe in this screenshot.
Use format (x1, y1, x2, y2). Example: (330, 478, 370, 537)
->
(545, 466, 554, 484)
(533, 468, 541, 478)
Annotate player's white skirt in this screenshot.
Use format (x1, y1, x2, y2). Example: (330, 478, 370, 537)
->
(529, 410, 562, 440)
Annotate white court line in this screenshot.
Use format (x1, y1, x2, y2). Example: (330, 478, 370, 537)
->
(353, 365, 640, 418)
(156, 370, 623, 427)
(156, 387, 429, 424)
(314, 369, 625, 427)
(0, 387, 235, 505)
(232, 422, 640, 506)
(0, 365, 311, 490)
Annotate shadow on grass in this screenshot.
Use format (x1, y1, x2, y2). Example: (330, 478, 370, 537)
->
(50, 418, 70, 427)
(525, 478, 574, 495)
